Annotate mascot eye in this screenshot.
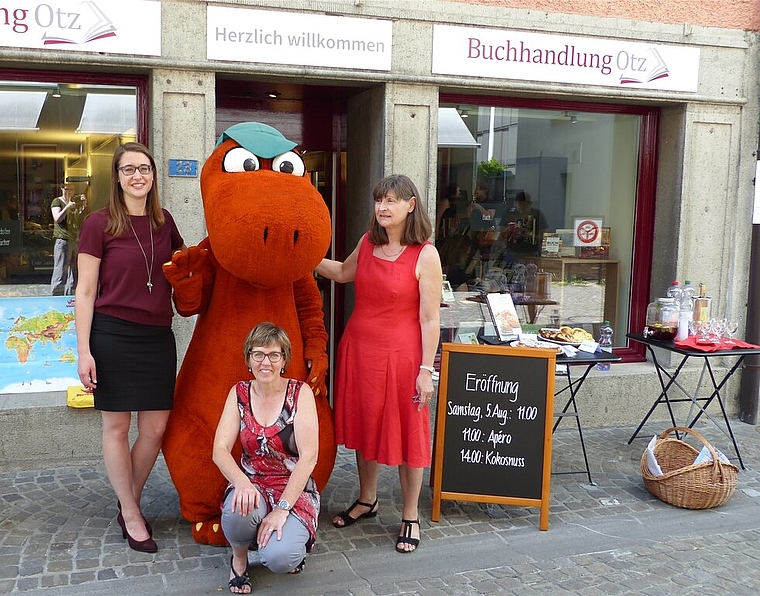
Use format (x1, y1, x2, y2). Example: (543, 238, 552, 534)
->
(272, 151, 305, 177)
(223, 148, 261, 173)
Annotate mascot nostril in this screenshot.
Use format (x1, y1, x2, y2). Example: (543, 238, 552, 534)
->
(161, 122, 336, 546)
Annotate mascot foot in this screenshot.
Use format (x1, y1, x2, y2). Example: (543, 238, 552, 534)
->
(192, 517, 229, 546)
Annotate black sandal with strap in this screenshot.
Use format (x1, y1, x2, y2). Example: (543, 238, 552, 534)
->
(332, 498, 379, 528)
(395, 519, 420, 553)
(228, 555, 251, 594)
(289, 557, 306, 574)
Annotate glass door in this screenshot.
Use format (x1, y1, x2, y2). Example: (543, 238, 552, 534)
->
(305, 150, 346, 396)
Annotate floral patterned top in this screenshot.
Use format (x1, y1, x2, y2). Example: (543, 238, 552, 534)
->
(234, 378, 319, 550)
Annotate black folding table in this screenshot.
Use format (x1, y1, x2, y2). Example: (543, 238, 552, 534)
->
(552, 351, 622, 484)
(480, 334, 621, 484)
(627, 332, 760, 469)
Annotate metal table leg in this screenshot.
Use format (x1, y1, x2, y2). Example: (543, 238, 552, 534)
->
(553, 363, 594, 485)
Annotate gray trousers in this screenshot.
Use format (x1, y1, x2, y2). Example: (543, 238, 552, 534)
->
(221, 488, 309, 574)
(50, 238, 77, 295)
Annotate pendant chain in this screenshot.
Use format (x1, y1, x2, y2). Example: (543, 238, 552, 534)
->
(129, 219, 154, 293)
(380, 244, 404, 258)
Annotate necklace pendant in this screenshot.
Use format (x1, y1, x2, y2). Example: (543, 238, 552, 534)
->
(147, 281, 153, 293)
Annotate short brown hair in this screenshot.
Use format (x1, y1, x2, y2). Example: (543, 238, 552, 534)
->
(367, 174, 432, 246)
(242, 322, 292, 367)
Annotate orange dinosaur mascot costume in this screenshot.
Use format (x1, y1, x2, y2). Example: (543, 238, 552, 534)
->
(162, 122, 336, 545)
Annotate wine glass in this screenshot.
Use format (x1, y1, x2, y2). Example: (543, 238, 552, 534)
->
(689, 319, 706, 339)
(708, 318, 725, 343)
(724, 319, 739, 344)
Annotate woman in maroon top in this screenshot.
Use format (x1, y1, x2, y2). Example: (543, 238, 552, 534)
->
(75, 142, 186, 553)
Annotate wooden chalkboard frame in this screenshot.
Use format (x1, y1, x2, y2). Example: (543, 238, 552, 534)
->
(431, 343, 556, 530)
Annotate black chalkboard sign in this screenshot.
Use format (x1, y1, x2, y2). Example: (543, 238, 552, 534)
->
(431, 343, 556, 530)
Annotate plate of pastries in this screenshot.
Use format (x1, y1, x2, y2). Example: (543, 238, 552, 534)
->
(510, 338, 564, 354)
(538, 326, 594, 346)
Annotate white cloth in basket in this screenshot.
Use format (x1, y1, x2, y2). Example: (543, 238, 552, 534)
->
(693, 445, 730, 465)
(646, 435, 664, 476)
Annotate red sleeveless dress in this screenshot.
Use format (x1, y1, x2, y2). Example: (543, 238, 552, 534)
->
(333, 235, 432, 468)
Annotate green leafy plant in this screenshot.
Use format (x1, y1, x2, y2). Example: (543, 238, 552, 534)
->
(477, 157, 507, 178)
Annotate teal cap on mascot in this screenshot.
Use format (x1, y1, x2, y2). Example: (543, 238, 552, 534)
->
(215, 122, 297, 158)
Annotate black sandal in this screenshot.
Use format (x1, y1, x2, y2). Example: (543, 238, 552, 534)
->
(395, 519, 420, 554)
(289, 557, 306, 574)
(228, 555, 251, 594)
(332, 498, 378, 528)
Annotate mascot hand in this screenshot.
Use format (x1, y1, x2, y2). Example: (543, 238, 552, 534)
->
(304, 346, 328, 399)
(162, 246, 211, 315)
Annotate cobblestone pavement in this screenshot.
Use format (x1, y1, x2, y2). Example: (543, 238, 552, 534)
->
(2, 421, 760, 595)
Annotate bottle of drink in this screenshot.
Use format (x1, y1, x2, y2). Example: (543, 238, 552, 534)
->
(676, 308, 691, 341)
(693, 283, 711, 322)
(680, 280, 695, 311)
(666, 280, 682, 304)
(596, 320, 613, 371)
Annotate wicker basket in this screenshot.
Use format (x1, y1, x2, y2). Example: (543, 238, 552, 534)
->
(640, 426, 738, 509)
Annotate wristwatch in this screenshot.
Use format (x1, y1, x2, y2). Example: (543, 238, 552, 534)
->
(277, 499, 291, 511)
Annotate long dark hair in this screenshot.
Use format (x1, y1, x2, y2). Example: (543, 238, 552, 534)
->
(367, 174, 432, 246)
(105, 142, 164, 237)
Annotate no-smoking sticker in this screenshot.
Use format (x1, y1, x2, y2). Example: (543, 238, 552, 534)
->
(573, 219, 602, 246)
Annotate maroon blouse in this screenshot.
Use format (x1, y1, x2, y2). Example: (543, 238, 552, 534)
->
(78, 208, 184, 327)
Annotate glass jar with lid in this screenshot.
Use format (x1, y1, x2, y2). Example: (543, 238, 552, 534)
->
(644, 297, 679, 340)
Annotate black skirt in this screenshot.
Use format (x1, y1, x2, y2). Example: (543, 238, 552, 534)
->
(90, 312, 176, 412)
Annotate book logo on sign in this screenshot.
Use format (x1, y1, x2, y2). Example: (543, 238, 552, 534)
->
(619, 47, 669, 85)
(40, 1, 116, 45)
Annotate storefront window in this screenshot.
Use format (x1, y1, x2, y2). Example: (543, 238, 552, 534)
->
(0, 80, 138, 296)
(438, 100, 652, 347)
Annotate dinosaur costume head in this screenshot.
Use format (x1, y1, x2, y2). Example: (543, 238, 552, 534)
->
(202, 122, 331, 285)
(162, 122, 336, 546)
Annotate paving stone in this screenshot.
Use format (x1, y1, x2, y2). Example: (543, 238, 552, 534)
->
(1, 423, 760, 594)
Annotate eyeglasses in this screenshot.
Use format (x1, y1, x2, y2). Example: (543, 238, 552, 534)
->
(248, 350, 284, 363)
(117, 164, 153, 176)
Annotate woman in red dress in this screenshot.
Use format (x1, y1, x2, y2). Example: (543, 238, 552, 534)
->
(316, 174, 442, 553)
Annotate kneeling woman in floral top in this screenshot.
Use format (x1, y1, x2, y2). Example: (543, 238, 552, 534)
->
(213, 322, 320, 594)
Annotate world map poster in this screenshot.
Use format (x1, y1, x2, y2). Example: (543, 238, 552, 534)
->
(1, 296, 78, 393)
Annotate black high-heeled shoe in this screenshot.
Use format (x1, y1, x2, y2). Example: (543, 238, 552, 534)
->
(117, 501, 153, 537)
(117, 512, 158, 553)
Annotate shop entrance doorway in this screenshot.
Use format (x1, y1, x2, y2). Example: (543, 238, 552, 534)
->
(304, 150, 346, 387)
(216, 78, 358, 395)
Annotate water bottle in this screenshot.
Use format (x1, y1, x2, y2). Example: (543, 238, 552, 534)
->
(596, 320, 613, 371)
(676, 308, 690, 341)
(680, 280, 695, 311)
(666, 280, 682, 305)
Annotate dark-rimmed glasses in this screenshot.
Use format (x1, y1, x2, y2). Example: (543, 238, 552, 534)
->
(117, 164, 153, 176)
(248, 350, 284, 363)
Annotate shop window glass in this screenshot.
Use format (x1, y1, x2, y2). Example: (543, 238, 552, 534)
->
(437, 102, 643, 346)
(0, 81, 137, 296)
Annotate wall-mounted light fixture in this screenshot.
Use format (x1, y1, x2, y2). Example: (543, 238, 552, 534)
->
(267, 91, 281, 99)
